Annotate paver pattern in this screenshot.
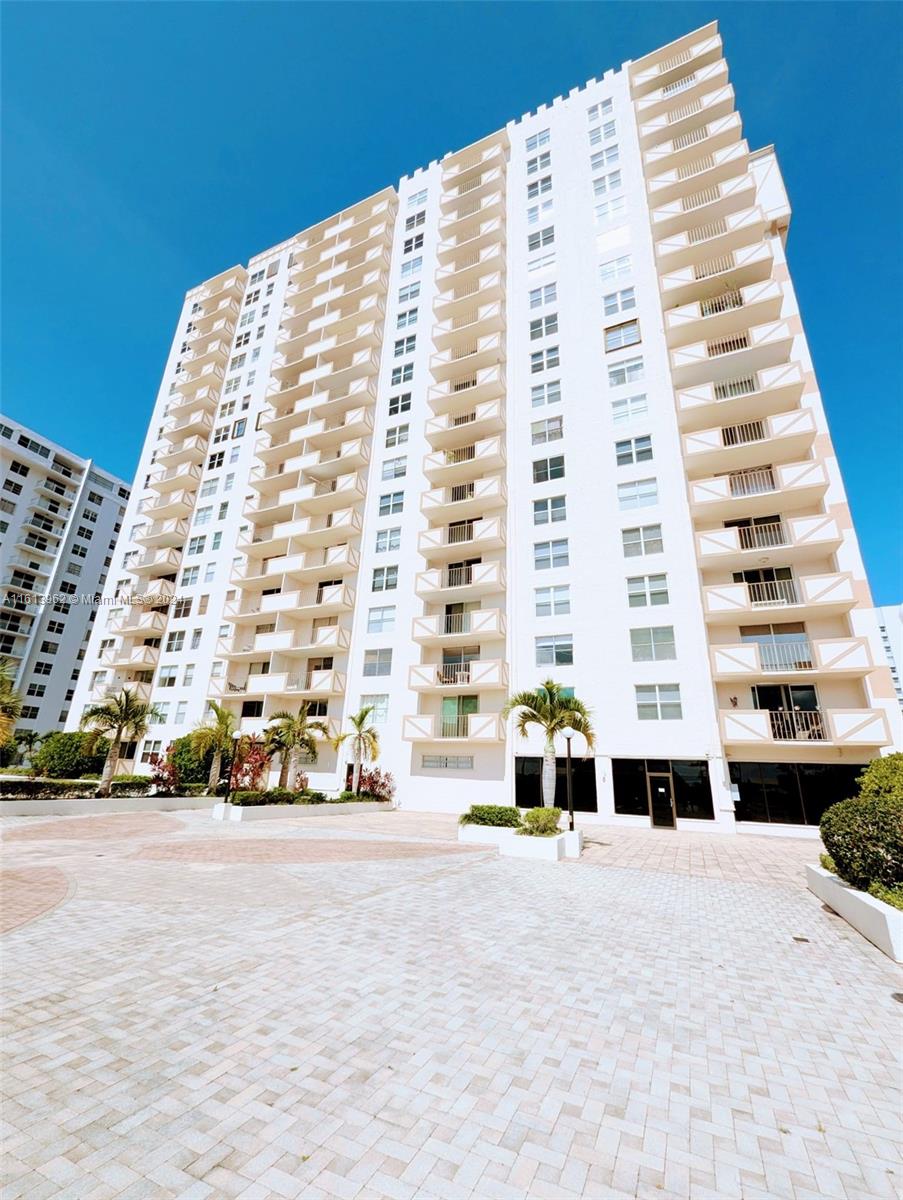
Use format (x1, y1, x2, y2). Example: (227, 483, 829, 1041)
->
(2, 808, 900, 1199)
(0, 866, 70, 933)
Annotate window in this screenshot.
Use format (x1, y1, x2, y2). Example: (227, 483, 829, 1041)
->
(595, 196, 627, 223)
(394, 335, 416, 357)
(172, 598, 192, 619)
(405, 210, 425, 231)
(367, 606, 396, 633)
(529, 282, 556, 309)
(608, 356, 644, 387)
(158, 666, 177, 688)
(590, 145, 620, 170)
(195, 506, 212, 526)
(616, 435, 653, 466)
(378, 491, 404, 516)
(603, 288, 636, 317)
(363, 648, 392, 677)
(360, 694, 389, 724)
(199, 478, 218, 498)
(400, 256, 422, 279)
(618, 478, 658, 510)
(587, 98, 613, 122)
(527, 176, 552, 200)
(627, 573, 669, 607)
(533, 455, 564, 484)
(372, 565, 398, 591)
(527, 226, 555, 252)
(531, 416, 563, 445)
(531, 380, 561, 408)
(536, 634, 573, 666)
(385, 424, 409, 449)
(530, 346, 559, 373)
(636, 683, 682, 721)
(529, 314, 558, 340)
(527, 199, 554, 226)
(630, 626, 676, 662)
(151, 703, 169, 725)
(375, 527, 401, 552)
(528, 250, 556, 273)
(611, 394, 648, 425)
(526, 151, 551, 175)
(593, 170, 622, 196)
(208, 452, 224, 470)
(232, 419, 246, 439)
(525, 128, 550, 151)
(396, 308, 418, 329)
(391, 363, 413, 386)
(535, 585, 570, 616)
(174, 702, 188, 726)
(187, 536, 206, 556)
(183, 664, 195, 686)
(408, 188, 427, 207)
(422, 755, 473, 770)
(381, 456, 407, 480)
(166, 631, 185, 652)
(21, 706, 39, 721)
(141, 739, 163, 765)
(398, 282, 420, 303)
(403, 233, 424, 254)
(534, 538, 569, 570)
(533, 495, 566, 524)
(388, 392, 411, 416)
(589, 120, 617, 147)
(605, 321, 641, 353)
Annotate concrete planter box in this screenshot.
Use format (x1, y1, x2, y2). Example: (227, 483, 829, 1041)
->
(500, 833, 565, 862)
(0, 795, 212, 818)
(458, 824, 518, 846)
(806, 864, 903, 963)
(212, 800, 393, 822)
(562, 829, 584, 858)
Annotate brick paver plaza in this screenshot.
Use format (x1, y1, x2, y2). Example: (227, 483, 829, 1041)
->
(2, 808, 900, 1199)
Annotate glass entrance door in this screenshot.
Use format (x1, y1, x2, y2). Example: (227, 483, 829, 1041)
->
(648, 774, 676, 828)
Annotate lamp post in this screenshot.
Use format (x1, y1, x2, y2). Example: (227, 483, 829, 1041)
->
(561, 726, 575, 832)
(224, 729, 242, 803)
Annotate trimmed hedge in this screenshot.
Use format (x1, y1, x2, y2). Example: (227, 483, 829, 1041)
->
(820, 793, 903, 891)
(518, 807, 562, 837)
(33, 732, 109, 779)
(459, 804, 522, 828)
(0, 779, 96, 799)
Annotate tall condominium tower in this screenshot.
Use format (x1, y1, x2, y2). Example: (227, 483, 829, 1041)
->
(1, 418, 130, 733)
(69, 22, 901, 830)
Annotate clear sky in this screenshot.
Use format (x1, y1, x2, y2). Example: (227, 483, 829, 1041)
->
(3, 2, 901, 602)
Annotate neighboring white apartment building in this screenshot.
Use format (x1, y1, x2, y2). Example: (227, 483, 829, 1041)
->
(69, 22, 901, 831)
(0, 419, 130, 733)
(872, 604, 903, 709)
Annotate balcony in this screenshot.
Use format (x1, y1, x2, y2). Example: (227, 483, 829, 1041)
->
(428, 365, 505, 416)
(173, 361, 225, 396)
(412, 608, 506, 645)
(148, 462, 202, 494)
(188, 298, 239, 336)
(233, 544, 358, 587)
(702, 571, 855, 623)
(689, 459, 828, 518)
(423, 436, 505, 485)
(676, 361, 805, 430)
(242, 509, 362, 555)
(429, 333, 504, 383)
(163, 408, 214, 441)
(224, 583, 355, 623)
(141, 489, 196, 522)
(638, 78, 734, 149)
(108, 610, 167, 636)
(440, 165, 506, 213)
(659, 239, 772, 310)
(720, 707, 890, 749)
(418, 517, 505, 562)
(421, 476, 506, 520)
(652, 172, 756, 240)
(644, 111, 742, 178)
(402, 713, 505, 742)
(646, 140, 749, 208)
(433, 272, 505, 322)
(212, 669, 346, 700)
(304, 438, 370, 481)
(665, 279, 782, 347)
(408, 660, 508, 692)
(155, 435, 209, 469)
(136, 518, 189, 549)
(436, 217, 505, 267)
(682, 408, 816, 475)
(439, 189, 505, 237)
(442, 138, 506, 182)
(424, 399, 505, 450)
(711, 637, 874, 681)
(696, 514, 842, 569)
(416, 561, 506, 602)
(219, 625, 350, 659)
(129, 548, 182, 578)
(630, 27, 723, 100)
(100, 645, 160, 671)
(669, 319, 794, 389)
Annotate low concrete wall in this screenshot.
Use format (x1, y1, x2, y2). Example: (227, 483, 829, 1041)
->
(212, 801, 394, 822)
(806, 864, 903, 962)
(0, 795, 213, 818)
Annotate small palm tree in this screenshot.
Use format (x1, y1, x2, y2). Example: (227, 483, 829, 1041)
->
(267, 705, 329, 789)
(189, 700, 236, 793)
(80, 688, 163, 797)
(330, 705, 380, 795)
(14, 728, 45, 770)
(502, 679, 595, 808)
(0, 659, 22, 747)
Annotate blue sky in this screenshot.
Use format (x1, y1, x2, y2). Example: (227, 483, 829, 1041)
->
(3, 2, 901, 602)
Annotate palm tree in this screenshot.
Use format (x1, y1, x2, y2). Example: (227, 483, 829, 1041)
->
(80, 688, 163, 797)
(267, 705, 329, 789)
(330, 705, 380, 794)
(502, 679, 595, 808)
(14, 728, 44, 770)
(0, 659, 22, 747)
(188, 700, 236, 794)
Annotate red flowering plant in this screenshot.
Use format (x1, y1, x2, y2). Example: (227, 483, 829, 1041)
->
(232, 737, 270, 791)
(357, 767, 396, 802)
(149, 745, 180, 796)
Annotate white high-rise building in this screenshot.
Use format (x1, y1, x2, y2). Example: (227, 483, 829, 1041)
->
(0, 418, 130, 733)
(69, 22, 901, 830)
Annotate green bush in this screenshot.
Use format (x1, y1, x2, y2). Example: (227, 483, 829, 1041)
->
(181, 782, 207, 796)
(819, 852, 837, 873)
(518, 806, 562, 837)
(303, 790, 328, 804)
(868, 881, 903, 911)
(170, 736, 213, 785)
(80, 773, 102, 780)
(0, 779, 96, 799)
(230, 790, 264, 806)
(459, 804, 522, 828)
(109, 780, 151, 796)
(260, 788, 297, 805)
(820, 792, 903, 891)
(33, 732, 109, 779)
(857, 753, 903, 803)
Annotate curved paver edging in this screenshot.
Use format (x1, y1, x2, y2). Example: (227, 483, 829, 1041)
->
(0, 867, 72, 933)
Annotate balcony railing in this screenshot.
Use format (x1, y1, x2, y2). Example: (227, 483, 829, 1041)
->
(736, 521, 788, 551)
(436, 664, 474, 685)
(721, 419, 766, 446)
(748, 579, 799, 607)
(707, 331, 749, 358)
(700, 289, 743, 317)
(758, 640, 814, 672)
(440, 715, 471, 738)
(767, 709, 826, 742)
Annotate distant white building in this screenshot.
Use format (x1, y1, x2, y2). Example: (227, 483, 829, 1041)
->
(872, 604, 903, 709)
(68, 21, 901, 830)
(0, 418, 130, 733)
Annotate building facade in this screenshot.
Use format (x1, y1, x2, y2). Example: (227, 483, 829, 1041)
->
(68, 22, 901, 830)
(872, 604, 903, 710)
(1, 419, 129, 733)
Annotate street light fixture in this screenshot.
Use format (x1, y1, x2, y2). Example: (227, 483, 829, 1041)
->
(561, 725, 575, 833)
(224, 729, 242, 803)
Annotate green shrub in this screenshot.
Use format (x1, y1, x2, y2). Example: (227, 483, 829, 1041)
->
(518, 806, 562, 837)
(819, 852, 837, 873)
(80, 773, 102, 780)
(820, 792, 903, 891)
(459, 804, 522, 828)
(868, 881, 903, 911)
(33, 732, 109, 779)
(0, 779, 96, 799)
(856, 753, 903, 803)
(170, 736, 213, 785)
(109, 780, 151, 796)
(181, 782, 207, 796)
(230, 790, 264, 807)
(260, 787, 297, 805)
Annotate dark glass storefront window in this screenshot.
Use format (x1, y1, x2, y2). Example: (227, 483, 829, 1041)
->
(612, 759, 648, 815)
(514, 757, 598, 811)
(612, 759, 713, 820)
(672, 761, 714, 819)
(730, 762, 861, 825)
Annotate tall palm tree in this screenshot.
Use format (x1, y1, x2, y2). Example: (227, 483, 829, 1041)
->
(502, 679, 595, 808)
(0, 659, 22, 747)
(267, 704, 329, 789)
(330, 705, 380, 795)
(14, 728, 45, 770)
(188, 700, 236, 793)
(80, 688, 163, 797)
